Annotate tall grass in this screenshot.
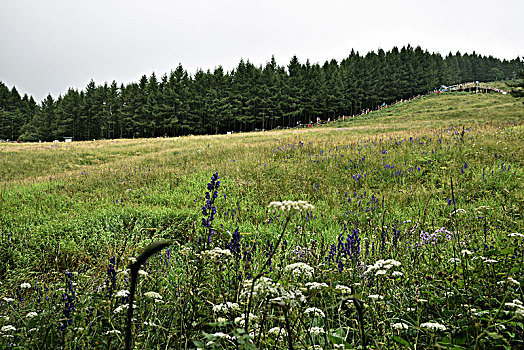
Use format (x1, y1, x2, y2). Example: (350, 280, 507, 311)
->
(0, 92, 523, 348)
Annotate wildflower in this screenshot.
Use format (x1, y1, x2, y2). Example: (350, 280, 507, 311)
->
(212, 332, 234, 340)
(234, 313, 258, 326)
(365, 259, 402, 275)
(143, 321, 159, 327)
(508, 232, 524, 238)
(334, 345, 345, 349)
(201, 247, 232, 261)
(451, 209, 466, 215)
(268, 200, 314, 217)
(115, 290, 129, 298)
(335, 285, 352, 294)
(1, 325, 16, 332)
(368, 294, 384, 300)
(391, 271, 403, 277)
(242, 277, 280, 299)
(113, 305, 126, 314)
(392, 322, 409, 330)
(305, 282, 329, 290)
(267, 327, 287, 336)
(505, 300, 524, 311)
(212, 302, 240, 313)
(461, 249, 473, 256)
(309, 326, 325, 335)
(507, 277, 520, 286)
(448, 257, 460, 263)
(117, 269, 129, 277)
(113, 303, 136, 314)
(26, 312, 38, 318)
(407, 307, 416, 312)
(269, 288, 306, 306)
(105, 329, 121, 335)
(20, 283, 31, 289)
(217, 317, 226, 323)
(144, 291, 162, 300)
(375, 269, 387, 276)
(2, 297, 14, 303)
(420, 322, 447, 331)
(138, 270, 148, 277)
(128, 257, 137, 263)
(305, 307, 325, 318)
(284, 262, 314, 279)
(484, 259, 498, 263)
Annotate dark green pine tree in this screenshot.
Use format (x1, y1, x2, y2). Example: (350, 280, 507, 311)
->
(285, 55, 304, 126)
(120, 83, 140, 138)
(20, 94, 55, 141)
(54, 88, 82, 139)
(166, 64, 191, 136)
(509, 70, 524, 103)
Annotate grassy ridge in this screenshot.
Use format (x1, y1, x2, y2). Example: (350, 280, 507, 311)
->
(0, 91, 523, 348)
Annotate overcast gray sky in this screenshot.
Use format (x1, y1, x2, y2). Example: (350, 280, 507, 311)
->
(1, 0, 523, 102)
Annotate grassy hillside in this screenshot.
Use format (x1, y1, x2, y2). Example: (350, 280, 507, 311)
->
(0, 91, 523, 349)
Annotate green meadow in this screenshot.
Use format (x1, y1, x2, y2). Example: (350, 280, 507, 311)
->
(0, 91, 523, 349)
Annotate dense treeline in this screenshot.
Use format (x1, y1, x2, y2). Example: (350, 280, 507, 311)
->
(1, 45, 522, 141)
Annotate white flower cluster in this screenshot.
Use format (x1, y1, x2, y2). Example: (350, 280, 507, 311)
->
(420, 322, 447, 331)
(20, 283, 31, 289)
(505, 299, 524, 317)
(335, 284, 352, 294)
(212, 332, 235, 341)
(267, 327, 287, 337)
(392, 322, 409, 330)
(284, 262, 314, 279)
(268, 200, 314, 217)
(1, 325, 16, 332)
(242, 277, 281, 299)
(201, 247, 232, 261)
(508, 232, 524, 238)
(305, 307, 325, 318)
(368, 294, 384, 300)
(507, 277, 520, 286)
(269, 288, 306, 306)
(471, 256, 498, 263)
(144, 291, 162, 300)
(309, 326, 325, 335)
(364, 259, 402, 277)
(451, 208, 467, 215)
(25, 312, 38, 318)
(118, 269, 129, 277)
(115, 290, 129, 298)
(305, 282, 329, 290)
(213, 302, 240, 313)
(234, 313, 258, 326)
(113, 303, 136, 314)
